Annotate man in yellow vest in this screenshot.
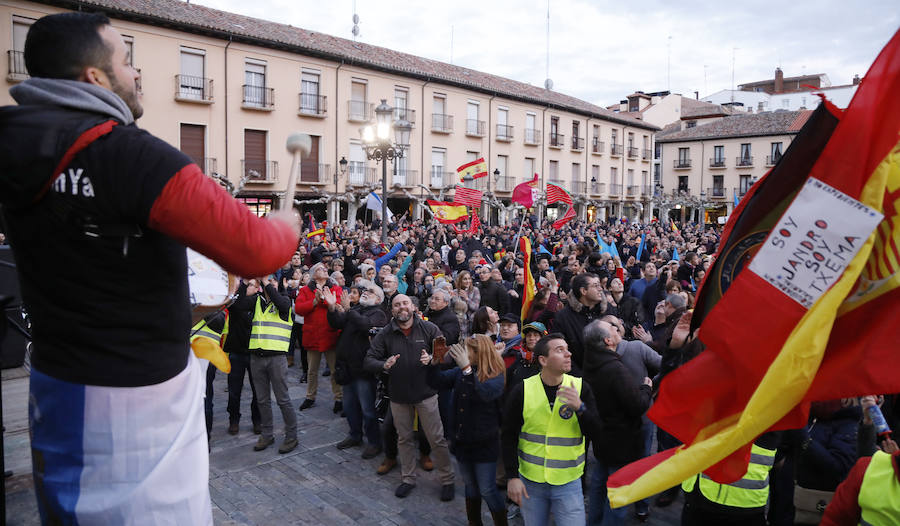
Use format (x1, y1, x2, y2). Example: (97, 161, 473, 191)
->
(680, 432, 780, 526)
(248, 276, 298, 453)
(190, 311, 227, 440)
(821, 440, 900, 525)
(501, 333, 602, 526)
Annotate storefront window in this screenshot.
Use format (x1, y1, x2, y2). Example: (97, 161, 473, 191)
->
(237, 196, 274, 217)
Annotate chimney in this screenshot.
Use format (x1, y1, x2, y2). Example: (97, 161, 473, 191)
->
(853, 74, 860, 85)
(774, 67, 784, 93)
(694, 91, 699, 100)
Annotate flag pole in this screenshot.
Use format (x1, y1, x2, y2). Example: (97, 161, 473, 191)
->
(512, 214, 529, 257)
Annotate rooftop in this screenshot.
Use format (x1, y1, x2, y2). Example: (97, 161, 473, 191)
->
(39, 0, 657, 131)
(656, 110, 812, 143)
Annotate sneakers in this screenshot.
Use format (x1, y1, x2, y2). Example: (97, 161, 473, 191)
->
(440, 483, 455, 502)
(278, 437, 298, 454)
(506, 503, 520, 520)
(298, 398, 315, 411)
(377, 457, 397, 475)
(253, 435, 275, 451)
(227, 421, 239, 435)
(333, 401, 343, 414)
(421, 455, 434, 471)
(362, 445, 382, 459)
(322, 366, 331, 377)
(336, 436, 361, 450)
(395, 482, 415, 498)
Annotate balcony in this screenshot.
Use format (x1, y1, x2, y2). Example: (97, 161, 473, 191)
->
(736, 156, 754, 167)
(734, 187, 748, 202)
(496, 124, 514, 142)
(642, 148, 652, 161)
(590, 182, 606, 196)
(610, 143, 624, 157)
(392, 169, 418, 187)
(626, 185, 639, 197)
(524, 128, 541, 145)
(429, 168, 455, 188)
(7, 50, 28, 81)
(674, 159, 692, 169)
(298, 163, 331, 184)
(627, 146, 639, 159)
(609, 184, 623, 196)
(548, 133, 565, 149)
(242, 159, 278, 182)
(709, 158, 726, 169)
(571, 137, 585, 152)
(174, 75, 213, 103)
(195, 157, 217, 176)
(495, 176, 515, 192)
(348, 100, 373, 122)
(472, 177, 489, 191)
(591, 139, 605, 154)
(241, 85, 274, 110)
(347, 162, 378, 186)
(432, 113, 454, 133)
(573, 181, 586, 195)
(466, 119, 486, 137)
(547, 177, 566, 187)
(675, 188, 692, 196)
(393, 107, 416, 126)
(642, 185, 653, 197)
(707, 186, 727, 199)
(299, 93, 327, 117)
(766, 154, 781, 166)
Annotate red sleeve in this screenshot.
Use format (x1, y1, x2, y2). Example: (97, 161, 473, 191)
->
(294, 286, 315, 316)
(821, 456, 869, 526)
(148, 164, 297, 277)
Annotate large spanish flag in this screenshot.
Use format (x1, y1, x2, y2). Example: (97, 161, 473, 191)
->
(457, 157, 488, 182)
(519, 236, 536, 324)
(427, 200, 468, 224)
(608, 28, 900, 507)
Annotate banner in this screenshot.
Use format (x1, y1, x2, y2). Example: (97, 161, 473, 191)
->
(427, 200, 469, 224)
(457, 157, 488, 182)
(512, 173, 540, 208)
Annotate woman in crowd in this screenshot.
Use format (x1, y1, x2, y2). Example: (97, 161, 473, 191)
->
(423, 335, 507, 525)
(471, 306, 499, 340)
(452, 271, 480, 337)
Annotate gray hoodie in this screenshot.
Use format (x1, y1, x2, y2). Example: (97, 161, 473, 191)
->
(10, 77, 134, 125)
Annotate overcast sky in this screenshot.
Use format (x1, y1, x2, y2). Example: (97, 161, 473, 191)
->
(195, 0, 898, 107)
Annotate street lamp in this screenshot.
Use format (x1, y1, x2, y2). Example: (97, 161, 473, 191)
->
(699, 189, 707, 231)
(361, 99, 411, 240)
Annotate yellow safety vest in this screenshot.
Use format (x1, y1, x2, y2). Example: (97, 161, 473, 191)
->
(191, 319, 223, 344)
(518, 374, 585, 485)
(858, 451, 900, 526)
(248, 296, 293, 352)
(682, 443, 776, 508)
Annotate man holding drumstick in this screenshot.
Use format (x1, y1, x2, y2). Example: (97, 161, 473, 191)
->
(0, 12, 300, 525)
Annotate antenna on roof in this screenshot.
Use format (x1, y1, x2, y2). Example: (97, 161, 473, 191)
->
(544, 0, 552, 90)
(667, 36, 672, 92)
(731, 47, 738, 105)
(703, 64, 708, 97)
(450, 25, 454, 64)
(351, 0, 360, 41)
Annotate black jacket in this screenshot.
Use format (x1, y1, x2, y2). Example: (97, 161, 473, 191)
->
(478, 279, 510, 315)
(327, 303, 389, 379)
(583, 346, 652, 466)
(223, 282, 254, 354)
(364, 317, 443, 404)
(426, 305, 461, 345)
(551, 292, 607, 375)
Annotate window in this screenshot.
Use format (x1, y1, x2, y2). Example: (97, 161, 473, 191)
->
(653, 164, 660, 185)
(550, 116, 560, 145)
(394, 87, 409, 121)
(349, 141, 367, 185)
(497, 155, 508, 187)
(238, 197, 273, 217)
(244, 129, 269, 180)
(686, 120, 697, 128)
(678, 175, 689, 193)
(678, 147, 690, 164)
(712, 175, 724, 196)
(497, 107, 510, 139)
(432, 94, 449, 131)
(770, 142, 783, 161)
(610, 167, 618, 186)
(122, 34, 134, 66)
(244, 60, 268, 107)
(739, 174, 751, 195)
(713, 145, 724, 164)
(611, 129, 618, 143)
(572, 121, 580, 139)
(350, 80, 367, 120)
(654, 142, 661, 159)
(525, 113, 537, 143)
(524, 157, 535, 179)
(549, 160, 559, 181)
(801, 96, 807, 108)
(393, 153, 409, 185)
(572, 163, 580, 183)
(466, 101, 480, 135)
(178, 47, 206, 100)
(627, 169, 634, 187)
(641, 170, 649, 186)
(627, 132, 634, 148)
(431, 148, 447, 186)
(740, 143, 752, 165)
(300, 70, 322, 114)
(180, 123, 206, 171)
(782, 99, 790, 109)
(10, 17, 33, 77)
(591, 165, 600, 182)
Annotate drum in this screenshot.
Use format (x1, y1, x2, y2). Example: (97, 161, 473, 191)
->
(187, 248, 236, 324)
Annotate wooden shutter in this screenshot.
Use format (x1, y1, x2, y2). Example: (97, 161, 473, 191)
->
(180, 124, 205, 169)
(244, 129, 267, 179)
(300, 136, 320, 182)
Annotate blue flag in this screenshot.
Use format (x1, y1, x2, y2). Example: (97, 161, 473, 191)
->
(733, 191, 740, 208)
(636, 233, 646, 261)
(538, 244, 552, 256)
(672, 246, 679, 261)
(597, 234, 621, 260)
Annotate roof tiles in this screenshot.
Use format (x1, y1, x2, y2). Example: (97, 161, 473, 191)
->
(656, 110, 813, 143)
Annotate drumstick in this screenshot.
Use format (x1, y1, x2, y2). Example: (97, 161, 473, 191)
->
(285, 133, 312, 210)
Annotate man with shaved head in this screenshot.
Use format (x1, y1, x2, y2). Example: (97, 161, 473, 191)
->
(365, 294, 455, 501)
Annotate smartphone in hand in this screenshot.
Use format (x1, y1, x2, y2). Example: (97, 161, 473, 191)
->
(432, 336, 448, 364)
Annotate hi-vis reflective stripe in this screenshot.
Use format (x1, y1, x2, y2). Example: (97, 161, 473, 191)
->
(194, 329, 220, 340)
(252, 321, 292, 329)
(519, 431, 584, 447)
(518, 450, 587, 469)
(253, 334, 292, 342)
(700, 473, 768, 490)
(749, 453, 775, 467)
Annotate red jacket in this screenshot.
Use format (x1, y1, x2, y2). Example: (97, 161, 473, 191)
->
(294, 281, 342, 351)
(822, 450, 900, 525)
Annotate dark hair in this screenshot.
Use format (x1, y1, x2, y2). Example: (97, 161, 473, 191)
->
(533, 332, 566, 359)
(570, 272, 598, 300)
(471, 306, 493, 335)
(25, 12, 113, 80)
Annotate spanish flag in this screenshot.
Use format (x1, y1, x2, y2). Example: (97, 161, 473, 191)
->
(427, 200, 468, 224)
(457, 157, 488, 182)
(608, 28, 900, 507)
(519, 237, 536, 324)
(307, 220, 327, 239)
(494, 249, 507, 261)
(670, 219, 679, 235)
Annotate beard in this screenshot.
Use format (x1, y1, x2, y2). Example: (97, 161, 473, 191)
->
(359, 295, 378, 307)
(107, 69, 143, 120)
(393, 309, 412, 322)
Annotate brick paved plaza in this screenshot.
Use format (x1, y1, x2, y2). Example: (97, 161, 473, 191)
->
(3, 362, 682, 525)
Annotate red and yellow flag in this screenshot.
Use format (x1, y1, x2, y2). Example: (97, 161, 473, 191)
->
(427, 200, 468, 224)
(519, 237, 536, 324)
(609, 28, 900, 508)
(457, 157, 488, 182)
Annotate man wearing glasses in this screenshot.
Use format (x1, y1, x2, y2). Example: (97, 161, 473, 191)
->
(553, 273, 609, 376)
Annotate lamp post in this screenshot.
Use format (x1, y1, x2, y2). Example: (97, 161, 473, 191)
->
(699, 189, 707, 231)
(361, 99, 411, 240)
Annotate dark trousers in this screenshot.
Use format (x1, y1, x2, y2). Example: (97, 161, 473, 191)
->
(381, 403, 431, 460)
(681, 494, 766, 526)
(291, 323, 307, 373)
(657, 427, 682, 500)
(342, 376, 380, 446)
(227, 352, 261, 425)
(204, 363, 216, 437)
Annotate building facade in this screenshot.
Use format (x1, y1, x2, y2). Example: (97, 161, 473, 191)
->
(2, 0, 658, 225)
(655, 109, 812, 225)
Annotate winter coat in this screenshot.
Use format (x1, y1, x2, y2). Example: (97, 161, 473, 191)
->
(364, 317, 443, 404)
(294, 280, 343, 351)
(327, 303, 389, 379)
(551, 290, 608, 375)
(426, 305, 461, 345)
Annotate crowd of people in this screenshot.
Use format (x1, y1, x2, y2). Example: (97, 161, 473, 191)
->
(202, 214, 899, 526)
